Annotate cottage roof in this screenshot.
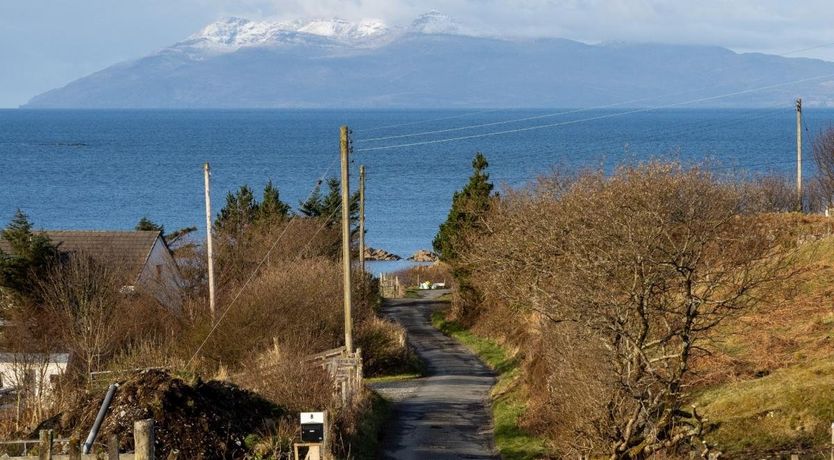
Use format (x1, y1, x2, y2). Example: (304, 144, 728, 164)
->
(0, 230, 162, 282)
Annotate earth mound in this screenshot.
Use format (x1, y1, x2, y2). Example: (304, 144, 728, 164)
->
(39, 369, 282, 459)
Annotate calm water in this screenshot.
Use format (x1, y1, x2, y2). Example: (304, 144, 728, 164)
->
(1, 108, 831, 271)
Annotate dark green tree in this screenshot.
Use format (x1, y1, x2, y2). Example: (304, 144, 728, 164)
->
(433, 152, 494, 262)
(299, 177, 359, 227)
(257, 180, 292, 224)
(135, 216, 164, 233)
(215, 185, 259, 239)
(135, 217, 195, 249)
(0, 210, 58, 300)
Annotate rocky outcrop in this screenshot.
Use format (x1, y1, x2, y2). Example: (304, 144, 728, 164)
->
(408, 250, 438, 262)
(364, 247, 401, 261)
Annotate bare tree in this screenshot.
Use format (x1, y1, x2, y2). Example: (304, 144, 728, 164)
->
(37, 253, 124, 378)
(813, 127, 834, 210)
(463, 162, 796, 458)
(743, 173, 796, 213)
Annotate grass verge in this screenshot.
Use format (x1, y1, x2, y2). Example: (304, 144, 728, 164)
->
(349, 391, 391, 459)
(431, 311, 549, 460)
(365, 373, 422, 384)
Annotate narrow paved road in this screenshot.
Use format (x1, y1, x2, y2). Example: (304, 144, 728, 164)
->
(371, 291, 498, 459)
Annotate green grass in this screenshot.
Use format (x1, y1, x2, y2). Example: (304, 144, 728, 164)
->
(695, 359, 834, 456)
(431, 311, 549, 460)
(435, 291, 453, 302)
(351, 391, 391, 459)
(365, 373, 422, 384)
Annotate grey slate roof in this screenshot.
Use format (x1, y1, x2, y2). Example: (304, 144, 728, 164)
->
(0, 231, 161, 282)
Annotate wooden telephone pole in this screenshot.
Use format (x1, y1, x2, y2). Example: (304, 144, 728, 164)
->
(340, 126, 353, 353)
(796, 98, 803, 212)
(203, 162, 216, 319)
(359, 165, 366, 274)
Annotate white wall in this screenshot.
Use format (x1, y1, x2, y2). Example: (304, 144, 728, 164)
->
(136, 237, 184, 310)
(0, 353, 69, 396)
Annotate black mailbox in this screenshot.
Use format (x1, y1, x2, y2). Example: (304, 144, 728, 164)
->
(300, 412, 325, 443)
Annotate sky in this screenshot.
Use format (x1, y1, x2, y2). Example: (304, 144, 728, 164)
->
(2, 0, 834, 108)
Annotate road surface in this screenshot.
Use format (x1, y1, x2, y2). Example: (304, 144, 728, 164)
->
(371, 290, 498, 459)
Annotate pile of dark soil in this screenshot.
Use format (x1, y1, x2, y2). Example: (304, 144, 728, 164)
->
(39, 369, 283, 459)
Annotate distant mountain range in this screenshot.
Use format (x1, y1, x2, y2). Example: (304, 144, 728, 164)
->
(22, 11, 834, 109)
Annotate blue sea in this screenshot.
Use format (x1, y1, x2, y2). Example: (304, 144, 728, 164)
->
(1, 108, 831, 272)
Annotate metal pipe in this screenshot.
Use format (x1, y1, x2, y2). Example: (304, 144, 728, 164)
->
(83, 383, 118, 454)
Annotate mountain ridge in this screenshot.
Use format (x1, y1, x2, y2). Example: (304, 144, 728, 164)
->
(22, 12, 834, 109)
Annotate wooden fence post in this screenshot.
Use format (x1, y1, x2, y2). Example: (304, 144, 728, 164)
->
(68, 436, 81, 460)
(107, 433, 119, 460)
(38, 429, 53, 460)
(134, 419, 155, 460)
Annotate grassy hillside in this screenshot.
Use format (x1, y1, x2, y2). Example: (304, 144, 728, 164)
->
(692, 216, 834, 457)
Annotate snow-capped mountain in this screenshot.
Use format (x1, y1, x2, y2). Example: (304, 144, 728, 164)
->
(188, 16, 394, 49)
(408, 11, 463, 35)
(22, 12, 834, 108)
(183, 11, 467, 51)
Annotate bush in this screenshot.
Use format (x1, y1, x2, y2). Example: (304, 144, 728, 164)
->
(453, 161, 798, 458)
(355, 316, 419, 377)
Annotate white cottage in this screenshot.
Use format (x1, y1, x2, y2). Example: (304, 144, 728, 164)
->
(0, 353, 69, 397)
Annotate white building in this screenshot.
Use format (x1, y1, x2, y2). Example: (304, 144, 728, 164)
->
(0, 353, 69, 397)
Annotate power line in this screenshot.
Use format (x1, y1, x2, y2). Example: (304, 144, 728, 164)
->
(186, 157, 340, 368)
(356, 82, 772, 144)
(352, 39, 834, 142)
(776, 42, 834, 57)
(433, 107, 791, 184)
(354, 108, 506, 133)
(358, 97, 667, 143)
(355, 58, 829, 144)
(356, 73, 834, 152)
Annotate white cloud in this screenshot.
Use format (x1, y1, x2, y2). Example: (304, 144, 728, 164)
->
(217, 0, 834, 60)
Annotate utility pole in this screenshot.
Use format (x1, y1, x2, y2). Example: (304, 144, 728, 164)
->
(359, 165, 366, 275)
(340, 126, 353, 353)
(203, 162, 216, 320)
(796, 97, 803, 212)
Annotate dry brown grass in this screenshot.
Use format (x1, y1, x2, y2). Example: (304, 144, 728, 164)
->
(355, 316, 418, 377)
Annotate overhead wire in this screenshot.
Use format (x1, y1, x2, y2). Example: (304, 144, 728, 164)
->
(356, 74, 796, 144)
(186, 156, 341, 367)
(358, 97, 673, 143)
(427, 106, 791, 184)
(350, 39, 834, 142)
(355, 73, 834, 152)
(354, 108, 507, 133)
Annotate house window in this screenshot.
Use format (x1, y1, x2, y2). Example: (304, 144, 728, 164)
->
(155, 265, 163, 278)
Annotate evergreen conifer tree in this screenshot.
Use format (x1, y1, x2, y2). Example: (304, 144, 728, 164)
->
(433, 152, 494, 262)
(257, 180, 292, 224)
(0, 210, 58, 299)
(135, 216, 164, 233)
(299, 177, 359, 227)
(215, 185, 259, 238)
